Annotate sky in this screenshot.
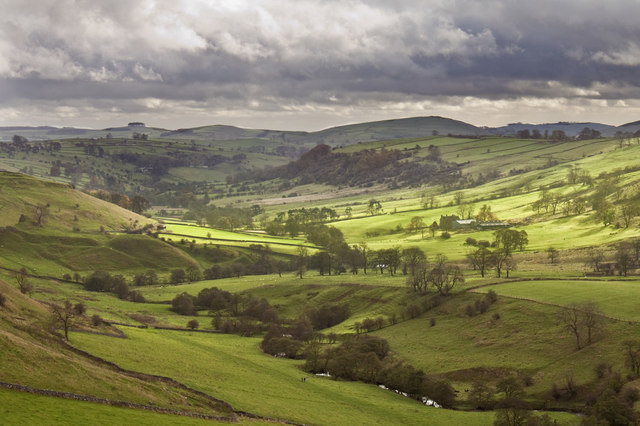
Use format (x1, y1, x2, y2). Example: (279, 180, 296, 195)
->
(2, 0, 640, 131)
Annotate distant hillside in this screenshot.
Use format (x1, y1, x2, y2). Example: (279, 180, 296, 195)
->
(0, 116, 487, 147)
(239, 142, 460, 188)
(492, 122, 618, 137)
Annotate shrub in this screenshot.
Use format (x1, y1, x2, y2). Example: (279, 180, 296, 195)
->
(440, 231, 451, 239)
(406, 304, 422, 319)
(464, 237, 477, 246)
(465, 304, 477, 317)
(187, 319, 199, 330)
(430, 317, 436, 327)
(171, 292, 197, 315)
(91, 314, 103, 326)
(474, 298, 489, 314)
(486, 289, 498, 303)
(492, 312, 501, 321)
(0, 292, 5, 307)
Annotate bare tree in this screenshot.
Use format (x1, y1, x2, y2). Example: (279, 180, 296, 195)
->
(623, 340, 640, 377)
(585, 248, 605, 273)
(428, 254, 464, 295)
(557, 304, 583, 350)
(581, 302, 604, 345)
(467, 247, 491, 277)
(14, 267, 33, 294)
(557, 302, 604, 350)
(547, 247, 559, 264)
(32, 203, 49, 226)
(50, 301, 86, 340)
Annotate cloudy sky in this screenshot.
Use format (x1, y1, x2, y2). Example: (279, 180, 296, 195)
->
(2, 0, 640, 130)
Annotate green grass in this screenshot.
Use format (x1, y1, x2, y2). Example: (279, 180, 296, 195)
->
(0, 389, 252, 426)
(73, 328, 503, 426)
(474, 279, 640, 321)
(374, 292, 640, 397)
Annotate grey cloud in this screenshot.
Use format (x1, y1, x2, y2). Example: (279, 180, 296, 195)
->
(3, 0, 640, 129)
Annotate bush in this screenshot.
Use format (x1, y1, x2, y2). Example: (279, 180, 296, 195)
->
(187, 319, 199, 330)
(406, 304, 422, 319)
(171, 292, 197, 315)
(430, 317, 436, 327)
(474, 298, 489, 314)
(486, 289, 498, 303)
(440, 231, 451, 239)
(465, 304, 477, 317)
(221, 320, 236, 334)
(0, 292, 5, 307)
(91, 314, 103, 326)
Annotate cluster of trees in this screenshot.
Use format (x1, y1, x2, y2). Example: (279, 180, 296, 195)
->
(239, 143, 461, 188)
(585, 240, 640, 277)
(88, 189, 150, 214)
(264, 208, 339, 237)
(81, 271, 146, 302)
(303, 335, 456, 407)
(466, 229, 528, 278)
(406, 253, 464, 295)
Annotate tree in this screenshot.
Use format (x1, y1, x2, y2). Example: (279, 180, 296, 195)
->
(401, 247, 426, 276)
(32, 203, 49, 226)
(494, 229, 528, 255)
(50, 301, 86, 340)
(406, 216, 425, 237)
(557, 302, 603, 350)
(187, 319, 199, 330)
(428, 221, 439, 238)
(468, 380, 494, 410)
(476, 204, 497, 221)
(547, 247, 559, 264)
(467, 247, 492, 278)
(623, 340, 640, 376)
(586, 248, 605, 273)
(615, 242, 634, 277)
(428, 254, 464, 295)
(14, 267, 33, 294)
(170, 269, 187, 284)
(171, 293, 197, 315)
(295, 246, 308, 279)
(130, 195, 150, 214)
(406, 260, 429, 293)
(366, 199, 382, 216)
(557, 303, 583, 349)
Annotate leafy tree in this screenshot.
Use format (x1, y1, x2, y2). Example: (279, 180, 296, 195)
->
(476, 204, 497, 221)
(170, 268, 187, 284)
(187, 319, 199, 330)
(50, 301, 86, 340)
(428, 221, 439, 238)
(615, 242, 634, 277)
(406, 216, 425, 237)
(468, 380, 494, 410)
(401, 247, 426, 276)
(366, 199, 383, 215)
(130, 195, 150, 214)
(494, 229, 528, 255)
(171, 292, 197, 315)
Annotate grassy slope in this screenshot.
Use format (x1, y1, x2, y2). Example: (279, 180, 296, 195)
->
(73, 328, 503, 426)
(0, 279, 232, 418)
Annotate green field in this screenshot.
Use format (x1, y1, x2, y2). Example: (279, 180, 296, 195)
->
(72, 327, 579, 426)
(474, 279, 640, 321)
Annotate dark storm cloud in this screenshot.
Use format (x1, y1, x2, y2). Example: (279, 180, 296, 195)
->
(2, 0, 640, 128)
